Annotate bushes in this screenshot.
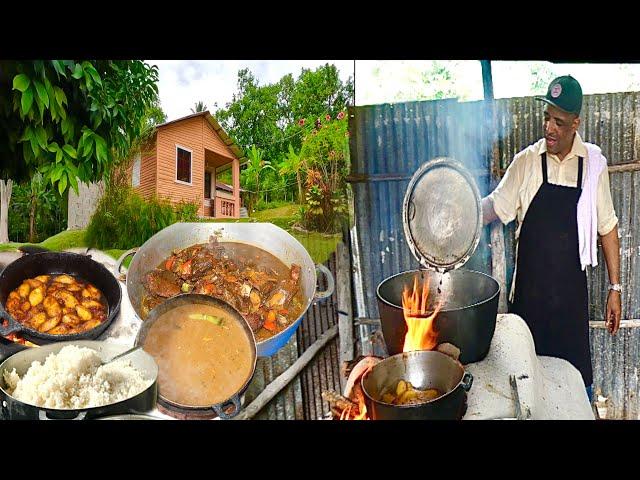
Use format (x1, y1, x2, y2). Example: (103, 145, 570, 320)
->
(86, 183, 200, 250)
(8, 179, 66, 243)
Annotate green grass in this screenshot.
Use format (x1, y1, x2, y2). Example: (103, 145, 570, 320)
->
(0, 203, 340, 266)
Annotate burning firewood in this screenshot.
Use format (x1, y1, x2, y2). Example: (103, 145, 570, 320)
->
(322, 390, 362, 419)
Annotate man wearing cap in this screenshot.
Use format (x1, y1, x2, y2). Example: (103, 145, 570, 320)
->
(482, 75, 622, 402)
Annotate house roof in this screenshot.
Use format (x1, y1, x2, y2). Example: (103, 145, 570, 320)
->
(155, 111, 247, 165)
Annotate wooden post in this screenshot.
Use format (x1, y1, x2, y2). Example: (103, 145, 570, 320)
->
(491, 224, 508, 313)
(336, 242, 355, 390)
(0, 179, 13, 244)
(481, 60, 509, 313)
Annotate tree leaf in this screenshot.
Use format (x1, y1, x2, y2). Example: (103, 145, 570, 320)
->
(68, 172, 79, 195)
(54, 87, 67, 107)
(94, 135, 107, 164)
(13, 74, 30, 92)
(55, 148, 63, 163)
(62, 144, 77, 159)
(34, 81, 49, 108)
(82, 135, 94, 157)
(47, 142, 60, 153)
(71, 63, 84, 79)
(21, 87, 34, 116)
(58, 173, 68, 195)
(51, 60, 66, 77)
(35, 127, 48, 149)
(52, 164, 65, 182)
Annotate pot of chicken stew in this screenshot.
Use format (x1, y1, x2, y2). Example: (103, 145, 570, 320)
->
(116, 223, 334, 357)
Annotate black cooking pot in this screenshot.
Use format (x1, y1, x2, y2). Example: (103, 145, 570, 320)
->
(135, 294, 257, 420)
(361, 350, 473, 420)
(0, 250, 122, 346)
(0, 340, 158, 420)
(376, 269, 499, 364)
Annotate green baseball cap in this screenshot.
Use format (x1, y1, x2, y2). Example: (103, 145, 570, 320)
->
(535, 75, 583, 116)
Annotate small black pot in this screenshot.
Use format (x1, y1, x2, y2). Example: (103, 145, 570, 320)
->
(361, 350, 473, 420)
(135, 294, 257, 420)
(0, 340, 158, 420)
(0, 251, 122, 345)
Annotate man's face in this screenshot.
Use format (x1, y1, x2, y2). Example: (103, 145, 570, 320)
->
(543, 105, 580, 156)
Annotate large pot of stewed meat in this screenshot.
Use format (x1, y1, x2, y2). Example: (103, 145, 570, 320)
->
(115, 223, 334, 357)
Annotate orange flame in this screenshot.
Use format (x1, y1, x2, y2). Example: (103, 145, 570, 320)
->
(353, 395, 368, 420)
(401, 275, 442, 352)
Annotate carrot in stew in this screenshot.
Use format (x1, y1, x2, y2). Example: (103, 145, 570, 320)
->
(165, 256, 176, 270)
(263, 310, 277, 331)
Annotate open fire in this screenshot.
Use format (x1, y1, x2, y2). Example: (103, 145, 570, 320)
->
(324, 274, 445, 420)
(401, 275, 442, 353)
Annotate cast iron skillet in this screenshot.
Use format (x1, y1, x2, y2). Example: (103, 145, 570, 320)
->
(0, 247, 122, 354)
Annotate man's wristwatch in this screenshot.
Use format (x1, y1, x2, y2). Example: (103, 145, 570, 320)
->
(608, 283, 622, 293)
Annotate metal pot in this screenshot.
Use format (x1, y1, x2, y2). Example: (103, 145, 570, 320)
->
(116, 222, 334, 357)
(0, 251, 122, 344)
(134, 294, 256, 420)
(0, 340, 158, 420)
(361, 350, 473, 420)
(376, 269, 499, 364)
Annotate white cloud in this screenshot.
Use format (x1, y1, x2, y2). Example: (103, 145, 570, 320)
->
(148, 60, 355, 121)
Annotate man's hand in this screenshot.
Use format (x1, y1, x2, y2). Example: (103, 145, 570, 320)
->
(605, 290, 621, 335)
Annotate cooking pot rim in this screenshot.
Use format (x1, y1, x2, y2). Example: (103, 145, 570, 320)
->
(134, 293, 258, 412)
(375, 268, 500, 313)
(0, 340, 158, 411)
(361, 350, 466, 408)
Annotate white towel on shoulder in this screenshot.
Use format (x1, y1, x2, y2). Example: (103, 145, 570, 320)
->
(577, 143, 607, 271)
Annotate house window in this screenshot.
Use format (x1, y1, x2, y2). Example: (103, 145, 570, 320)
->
(132, 154, 141, 187)
(176, 146, 192, 184)
(204, 171, 212, 199)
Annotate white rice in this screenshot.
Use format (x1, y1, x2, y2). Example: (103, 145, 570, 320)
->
(2, 345, 151, 409)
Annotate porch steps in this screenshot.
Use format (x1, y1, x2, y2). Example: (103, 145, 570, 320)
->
(239, 207, 249, 218)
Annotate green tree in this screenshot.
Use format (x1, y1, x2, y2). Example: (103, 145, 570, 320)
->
(215, 64, 353, 172)
(0, 60, 160, 240)
(241, 145, 274, 211)
(0, 60, 160, 192)
(191, 100, 207, 113)
(298, 114, 349, 233)
(279, 144, 305, 203)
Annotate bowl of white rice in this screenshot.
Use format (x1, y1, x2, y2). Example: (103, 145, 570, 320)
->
(0, 341, 158, 420)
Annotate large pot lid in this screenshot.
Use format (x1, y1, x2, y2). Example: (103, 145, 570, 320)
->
(402, 157, 482, 272)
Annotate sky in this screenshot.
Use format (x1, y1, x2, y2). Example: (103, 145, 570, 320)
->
(148, 60, 640, 121)
(149, 60, 355, 121)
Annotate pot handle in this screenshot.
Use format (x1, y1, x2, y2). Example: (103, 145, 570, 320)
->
(114, 248, 138, 280)
(462, 372, 474, 392)
(39, 410, 87, 420)
(313, 264, 335, 301)
(212, 395, 242, 420)
(0, 307, 23, 338)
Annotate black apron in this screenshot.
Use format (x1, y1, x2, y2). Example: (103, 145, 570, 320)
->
(511, 153, 592, 386)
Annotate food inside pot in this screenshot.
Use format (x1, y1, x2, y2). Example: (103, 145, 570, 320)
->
(141, 238, 304, 341)
(2, 345, 151, 409)
(141, 303, 254, 406)
(5, 274, 108, 335)
(380, 380, 443, 405)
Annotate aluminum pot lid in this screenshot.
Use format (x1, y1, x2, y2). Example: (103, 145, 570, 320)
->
(402, 157, 482, 271)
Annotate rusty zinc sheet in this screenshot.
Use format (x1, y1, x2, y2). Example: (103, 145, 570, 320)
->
(349, 92, 640, 418)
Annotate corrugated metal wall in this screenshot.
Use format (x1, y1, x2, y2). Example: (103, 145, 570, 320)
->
(349, 92, 640, 418)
